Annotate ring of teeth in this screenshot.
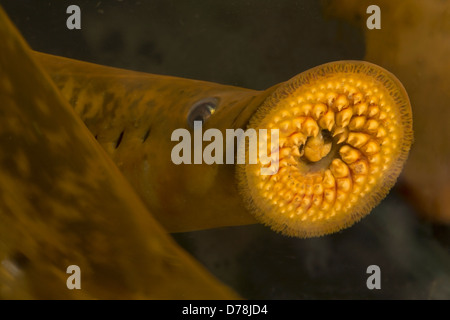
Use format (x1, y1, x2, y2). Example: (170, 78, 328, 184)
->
(240, 62, 412, 237)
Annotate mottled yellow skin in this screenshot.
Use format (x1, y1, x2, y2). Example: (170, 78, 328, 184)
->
(238, 61, 413, 237)
(34, 51, 275, 232)
(0, 7, 238, 299)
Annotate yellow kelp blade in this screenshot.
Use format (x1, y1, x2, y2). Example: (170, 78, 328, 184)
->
(0, 7, 238, 299)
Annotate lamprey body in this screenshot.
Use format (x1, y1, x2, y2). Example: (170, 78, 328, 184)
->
(35, 54, 413, 237)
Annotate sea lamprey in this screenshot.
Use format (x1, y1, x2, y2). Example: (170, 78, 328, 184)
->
(34, 52, 413, 237)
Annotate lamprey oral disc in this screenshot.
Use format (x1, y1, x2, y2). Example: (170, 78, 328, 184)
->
(237, 61, 413, 237)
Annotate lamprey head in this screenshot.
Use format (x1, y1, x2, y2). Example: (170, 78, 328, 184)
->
(237, 61, 413, 238)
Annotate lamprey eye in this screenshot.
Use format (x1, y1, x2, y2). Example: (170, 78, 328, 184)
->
(237, 61, 413, 238)
(187, 97, 219, 129)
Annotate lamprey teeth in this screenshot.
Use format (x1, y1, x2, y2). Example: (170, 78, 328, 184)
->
(319, 109, 335, 131)
(337, 177, 352, 193)
(312, 103, 328, 120)
(361, 140, 380, 155)
(292, 116, 306, 130)
(319, 172, 333, 192)
(352, 92, 364, 104)
(300, 103, 313, 116)
(347, 132, 370, 148)
(350, 160, 369, 175)
(365, 119, 379, 132)
(302, 118, 319, 137)
(353, 102, 368, 116)
(334, 94, 349, 111)
(368, 105, 380, 118)
(339, 145, 362, 164)
(349, 116, 366, 131)
(379, 111, 388, 120)
(289, 132, 307, 147)
(376, 127, 387, 138)
(237, 61, 413, 238)
(334, 127, 349, 144)
(326, 91, 338, 106)
(330, 159, 350, 178)
(336, 108, 353, 128)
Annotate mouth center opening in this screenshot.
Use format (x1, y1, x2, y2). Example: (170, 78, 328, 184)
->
(298, 130, 340, 173)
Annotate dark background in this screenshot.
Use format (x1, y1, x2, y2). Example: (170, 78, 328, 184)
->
(1, 0, 449, 299)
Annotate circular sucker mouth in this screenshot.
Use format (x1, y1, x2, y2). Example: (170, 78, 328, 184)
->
(237, 61, 413, 238)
